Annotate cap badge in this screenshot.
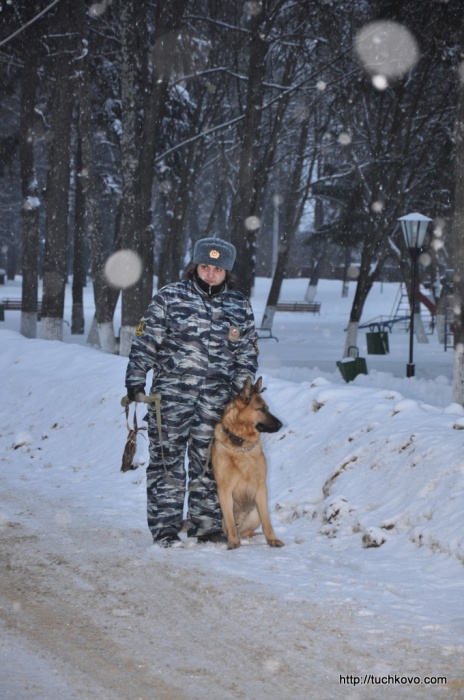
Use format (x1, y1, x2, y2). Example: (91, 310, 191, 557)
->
(135, 321, 145, 337)
(209, 249, 220, 259)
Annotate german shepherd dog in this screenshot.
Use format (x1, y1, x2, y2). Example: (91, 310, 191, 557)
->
(212, 376, 284, 550)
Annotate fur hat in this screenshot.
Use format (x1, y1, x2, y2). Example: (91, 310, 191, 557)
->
(193, 237, 236, 270)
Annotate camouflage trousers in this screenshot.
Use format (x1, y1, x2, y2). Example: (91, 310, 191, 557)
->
(145, 389, 228, 539)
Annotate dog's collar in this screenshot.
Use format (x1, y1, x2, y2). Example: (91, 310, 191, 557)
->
(220, 426, 259, 452)
(221, 425, 245, 446)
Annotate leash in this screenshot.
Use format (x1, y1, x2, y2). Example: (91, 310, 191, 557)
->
(189, 438, 214, 492)
(120, 392, 213, 490)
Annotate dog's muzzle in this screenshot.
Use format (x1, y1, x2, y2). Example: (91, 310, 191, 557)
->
(256, 417, 283, 433)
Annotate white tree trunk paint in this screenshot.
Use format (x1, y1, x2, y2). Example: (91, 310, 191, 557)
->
(119, 325, 135, 357)
(98, 321, 118, 354)
(343, 321, 359, 357)
(20, 312, 37, 339)
(40, 317, 63, 341)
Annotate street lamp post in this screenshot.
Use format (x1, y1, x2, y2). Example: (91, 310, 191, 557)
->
(398, 212, 432, 378)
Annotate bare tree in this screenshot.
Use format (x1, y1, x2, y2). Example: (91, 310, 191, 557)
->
(117, 0, 146, 355)
(140, 0, 190, 291)
(19, 27, 41, 339)
(228, 8, 269, 295)
(451, 32, 464, 403)
(76, 6, 121, 354)
(40, 0, 78, 340)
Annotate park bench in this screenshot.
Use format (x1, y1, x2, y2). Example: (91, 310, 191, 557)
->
(275, 301, 321, 314)
(1, 298, 43, 320)
(257, 300, 321, 341)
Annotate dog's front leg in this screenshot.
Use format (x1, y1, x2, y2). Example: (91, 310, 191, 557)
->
(255, 483, 284, 547)
(217, 487, 240, 549)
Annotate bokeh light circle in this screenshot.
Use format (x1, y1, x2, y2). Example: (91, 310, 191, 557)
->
(104, 250, 142, 289)
(354, 21, 419, 80)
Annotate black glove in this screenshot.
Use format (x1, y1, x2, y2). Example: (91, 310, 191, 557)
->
(126, 385, 146, 402)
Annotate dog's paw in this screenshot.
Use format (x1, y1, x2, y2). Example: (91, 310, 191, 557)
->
(227, 539, 241, 550)
(268, 538, 284, 547)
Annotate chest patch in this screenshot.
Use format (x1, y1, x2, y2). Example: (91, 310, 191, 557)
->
(228, 325, 240, 342)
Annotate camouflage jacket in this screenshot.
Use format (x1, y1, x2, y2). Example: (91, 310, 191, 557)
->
(125, 278, 259, 400)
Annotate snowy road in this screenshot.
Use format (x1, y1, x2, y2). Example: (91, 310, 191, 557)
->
(1, 484, 459, 700)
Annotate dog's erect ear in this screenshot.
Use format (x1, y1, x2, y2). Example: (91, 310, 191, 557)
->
(241, 377, 252, 401)
(240, 376, 266, 402)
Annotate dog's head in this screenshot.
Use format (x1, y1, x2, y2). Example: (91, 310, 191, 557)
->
(239, 377, 283, 434)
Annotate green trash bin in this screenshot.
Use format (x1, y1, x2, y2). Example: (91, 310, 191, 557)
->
(0, 303, 4, 322)
(366, 324, 389, 355)
(337, 346, 368, 382)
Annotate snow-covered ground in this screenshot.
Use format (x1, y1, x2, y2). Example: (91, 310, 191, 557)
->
(1, 276, 463, 699)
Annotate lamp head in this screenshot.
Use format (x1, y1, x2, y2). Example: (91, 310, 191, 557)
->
(398, 212, 432, 250)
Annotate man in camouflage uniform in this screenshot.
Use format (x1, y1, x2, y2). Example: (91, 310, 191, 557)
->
(125, 238, 258, 547)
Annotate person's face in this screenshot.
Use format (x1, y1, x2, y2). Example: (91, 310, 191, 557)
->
(197, 264, 227, 286)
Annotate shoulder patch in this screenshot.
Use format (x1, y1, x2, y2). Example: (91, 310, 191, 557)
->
(135, 321, 145, 337)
